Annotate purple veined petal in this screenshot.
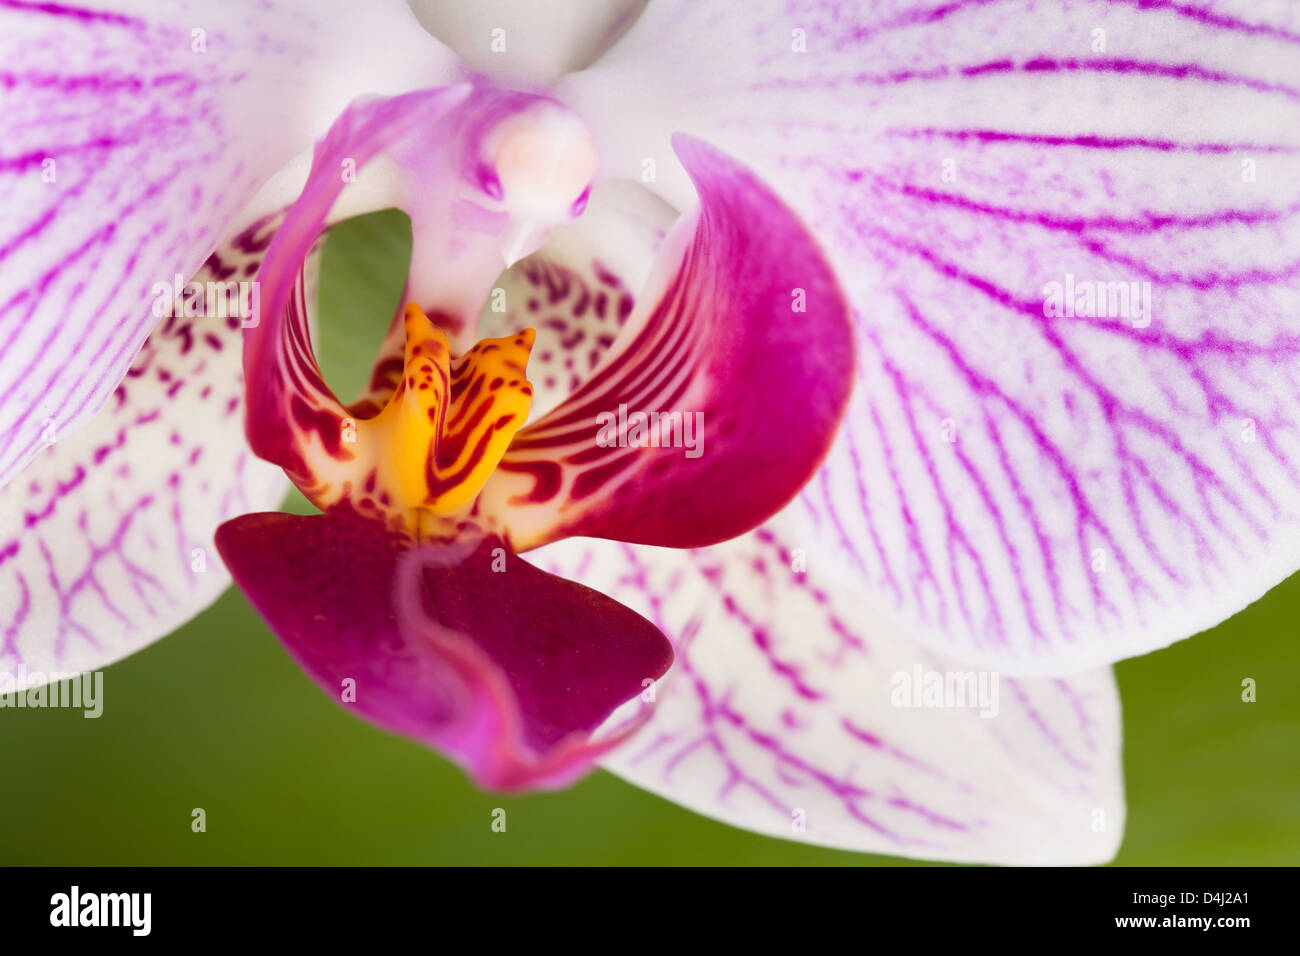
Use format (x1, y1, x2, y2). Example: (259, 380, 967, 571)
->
(408, 0, 649, 86)
(0, 220, 288, 690)
(476, 136, 856, 552)
(242, 83, 602, 501)
(531, 523, 1124, 865)
(560, 0, 1300, 673)
(214, 504, 673, 791)
(0, 0, 459, 489)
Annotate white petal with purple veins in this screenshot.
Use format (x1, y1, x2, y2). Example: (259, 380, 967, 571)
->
(0, 134, 468, 691)
(0, 0, 457, 488)
(0, 219, 288, 690)
(561, 0, 1300, 673)
(534, 526, 1124, 865)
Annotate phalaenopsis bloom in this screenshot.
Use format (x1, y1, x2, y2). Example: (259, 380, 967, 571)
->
(1, 0, 1297, 864)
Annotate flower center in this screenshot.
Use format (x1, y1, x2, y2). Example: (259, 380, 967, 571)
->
(340, 304, 534, 530)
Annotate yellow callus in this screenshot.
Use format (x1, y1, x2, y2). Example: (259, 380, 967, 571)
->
(360, 304, 534, 521)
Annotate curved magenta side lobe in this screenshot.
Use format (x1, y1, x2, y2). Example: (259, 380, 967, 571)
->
(483, 135, 856, 550)
(241, 87, 469, 489)
(215, 505, 672, 790)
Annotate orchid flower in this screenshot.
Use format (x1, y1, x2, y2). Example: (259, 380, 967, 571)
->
(2, 0, 1296, 866)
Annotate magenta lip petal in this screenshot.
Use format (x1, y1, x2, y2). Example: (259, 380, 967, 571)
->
(483, 135, 857, 551)
(215, 505, 672, 791)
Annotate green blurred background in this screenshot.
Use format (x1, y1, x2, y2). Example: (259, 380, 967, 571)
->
(1, 213, 1296, 865)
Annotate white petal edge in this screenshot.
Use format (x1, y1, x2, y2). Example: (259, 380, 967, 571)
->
(533, 523, 1125, 865)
